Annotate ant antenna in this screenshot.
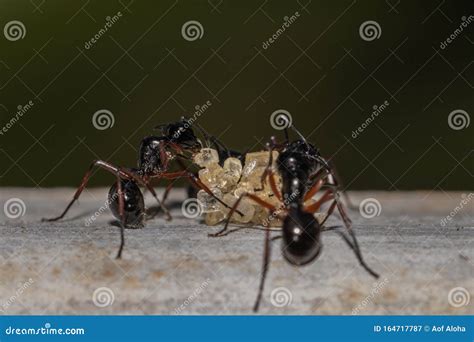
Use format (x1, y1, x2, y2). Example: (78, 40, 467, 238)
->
(193, 121, 211, 148)
(289, 124, 308, 145)
(283, 127, 290, 144)
(153, 123, 167, 134)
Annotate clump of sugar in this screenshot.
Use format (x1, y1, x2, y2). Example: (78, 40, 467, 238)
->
(193, 149, 283, 227)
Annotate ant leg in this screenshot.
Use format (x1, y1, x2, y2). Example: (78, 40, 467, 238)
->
(212, 225, 280, 237)
(253, 222, 272, 312)
(303, 179, 324, 202)
(304, 168, 331, 202)
(115, 174, 126, 259)
(305, 169, 351, 227)
(208, 192, 278, 237)
(335, 199, 352, 227)
(42, 160, 131, 222)
(264, 169, 282, 202)
(319, 157, 356, 209)
(259, 136, 286, 190)
(43, 160, 171, 222)
(331, 165, 356, 209)
(333, 229, 379, 279)
(318, 196, 351, 229)
(260, 140, 275, 189)
(140, 179, 171, 221)
(161, 182, 174, 205)
(304, 189, 334, 214)
(322, 200, 379, 278)
(321, 225, 343, 232)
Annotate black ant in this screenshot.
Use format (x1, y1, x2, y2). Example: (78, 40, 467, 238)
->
(210, 125, 379, 311)
(43, 118, 237, 258)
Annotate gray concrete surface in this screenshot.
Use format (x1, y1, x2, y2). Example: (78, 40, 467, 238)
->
(0, 188, 472, 315)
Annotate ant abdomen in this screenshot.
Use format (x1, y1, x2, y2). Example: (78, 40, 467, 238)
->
(108, 179, 145, 228)
(282, 210, 322, 266)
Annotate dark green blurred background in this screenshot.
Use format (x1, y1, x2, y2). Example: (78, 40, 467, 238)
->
(0, 0, 472, 190)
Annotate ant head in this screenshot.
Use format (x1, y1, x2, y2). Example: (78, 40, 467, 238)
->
(286, 139, 319, 157)
(281, 207, 322, 266)
(277, 140, 322, 181)
(155, 117, 202, 153)
(138, 136, 165, 175)
(108, 179, 145, 228)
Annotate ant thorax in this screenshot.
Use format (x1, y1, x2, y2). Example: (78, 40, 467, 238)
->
(193, 148, 284, 227)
